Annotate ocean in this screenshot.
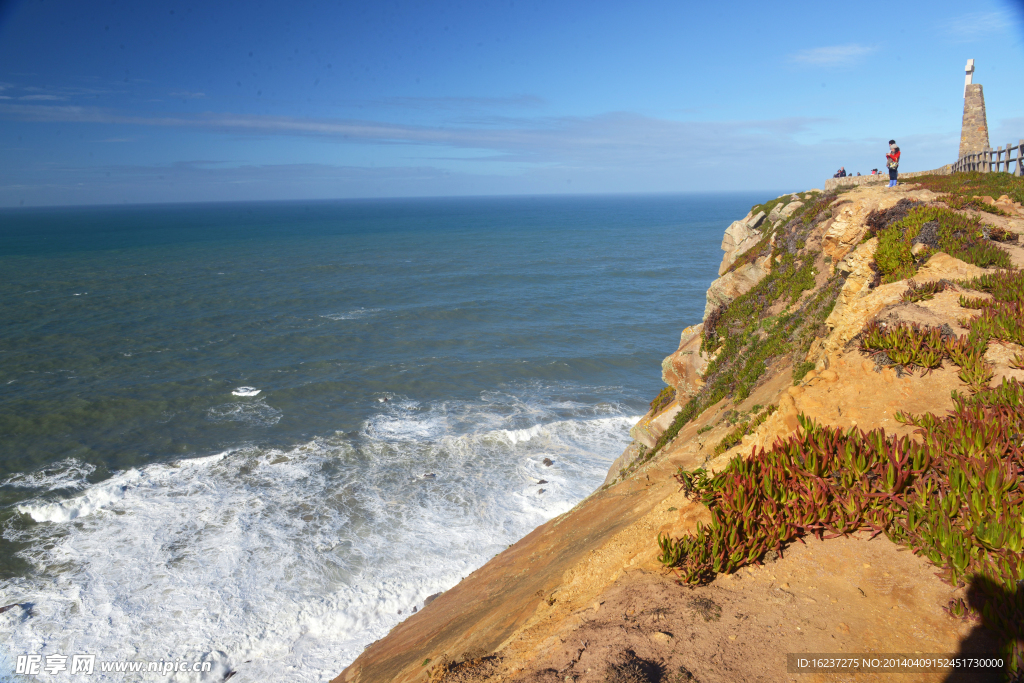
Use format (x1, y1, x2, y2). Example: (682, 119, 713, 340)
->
(0, 193, 763, 681)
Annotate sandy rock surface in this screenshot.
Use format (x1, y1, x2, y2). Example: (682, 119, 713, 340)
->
(335, 179, 1022, 683)
(502, 532, 988, 683)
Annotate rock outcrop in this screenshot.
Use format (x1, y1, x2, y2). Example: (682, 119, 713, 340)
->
(703, 193, 819, 320)
(660, 323, 710, 399)
(820, 187, 939, 263)
(702, 253, 771, 319)
(717, 210, 765, 275)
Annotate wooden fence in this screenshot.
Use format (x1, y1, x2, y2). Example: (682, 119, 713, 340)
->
(825, 140, 1022, 191)
(953, 140, 1024, 176)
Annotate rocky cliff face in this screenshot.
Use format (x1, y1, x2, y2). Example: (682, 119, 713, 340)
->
(336, 181, 1024, 683)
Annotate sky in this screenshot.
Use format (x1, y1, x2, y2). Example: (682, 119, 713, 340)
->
(0, 0, 1022, 207)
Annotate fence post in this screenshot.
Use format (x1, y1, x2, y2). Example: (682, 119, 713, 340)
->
(1019, 140, 1024, 177)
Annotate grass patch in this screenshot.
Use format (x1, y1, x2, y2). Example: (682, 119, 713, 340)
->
(957, 269, 1024, 305)
(792, 361, 816, 384)
(860, 321, 946, 373)
(873, 206, 1012, 283)
(658, 381, 1024, 672)
(901, 278, 947, 303)
(908, 171, 1024, 207)
(864, 198, 922, 242)
(649, 385, 676, 416)
(748, 195, 790, 222)
(941, 194, 1009, 216)
(712, 404, 777, 456)
(860, 272, 1024, 390)
(659, 259, 1024, 675)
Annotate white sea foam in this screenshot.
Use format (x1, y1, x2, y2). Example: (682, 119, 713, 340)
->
(231, 386, 261, 397)
(206, 398, 281, 426)
(17, 470, 141, 523)
(1, 458, 97, 492)
(0, 393, 639, 682)
(500, 423, 546, 445)
(321, 308, 382, 321)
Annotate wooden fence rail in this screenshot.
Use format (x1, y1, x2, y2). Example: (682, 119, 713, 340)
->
(953, 140, 1024, 176)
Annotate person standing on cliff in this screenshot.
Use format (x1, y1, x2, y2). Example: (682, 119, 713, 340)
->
(886, 140, 901, 188)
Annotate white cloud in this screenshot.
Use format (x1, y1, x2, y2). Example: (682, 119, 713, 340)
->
(169, 91, 206, 99)
(788, 44, 877, 66)
(939, 10, 1019, 41)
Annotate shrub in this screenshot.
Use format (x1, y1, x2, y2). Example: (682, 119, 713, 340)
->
(712, 404, 777, 456)
(658, 382, 1024, 674)
(864, 198, 921, 241)
(649, 386, 677, 415)
(901, 278, 946, 303)
(873, 206, 1012, 283)
(860, 321, 945, 371)
(908, 171, 1024, 207)
(792, 361, 816, 383)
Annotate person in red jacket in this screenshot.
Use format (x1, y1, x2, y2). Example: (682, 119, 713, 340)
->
(886, 140, 901, 188)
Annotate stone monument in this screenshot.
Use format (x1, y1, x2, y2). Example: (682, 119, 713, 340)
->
(959, 58, 990, 158)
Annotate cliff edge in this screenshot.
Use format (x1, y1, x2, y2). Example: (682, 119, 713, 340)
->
(336, 175, 1024, 683)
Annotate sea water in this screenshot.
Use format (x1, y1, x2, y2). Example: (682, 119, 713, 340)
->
(0, 193, 763, 681)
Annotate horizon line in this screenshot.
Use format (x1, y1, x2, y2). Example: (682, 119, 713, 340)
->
(0, 188, 804, 212)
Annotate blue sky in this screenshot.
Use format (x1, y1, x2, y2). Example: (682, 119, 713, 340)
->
(1, 0, 1022, 206)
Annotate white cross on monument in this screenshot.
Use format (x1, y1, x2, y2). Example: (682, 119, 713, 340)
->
(964, 58, 974, 98)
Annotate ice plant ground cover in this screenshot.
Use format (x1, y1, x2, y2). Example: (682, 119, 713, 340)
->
(657, 184, 1024, 677)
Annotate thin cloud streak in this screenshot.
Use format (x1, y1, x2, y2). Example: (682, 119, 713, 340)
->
(939, 10, 1017, 40)
(788, 43, 877, 66)
(0, 102, 828, 165)
(374, 94, 546, 110)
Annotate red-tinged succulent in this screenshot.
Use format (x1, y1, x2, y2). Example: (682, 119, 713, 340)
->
(657, 378, 1024, 676)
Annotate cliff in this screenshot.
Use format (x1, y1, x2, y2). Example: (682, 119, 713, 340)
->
(336, 175, 1024, 683)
